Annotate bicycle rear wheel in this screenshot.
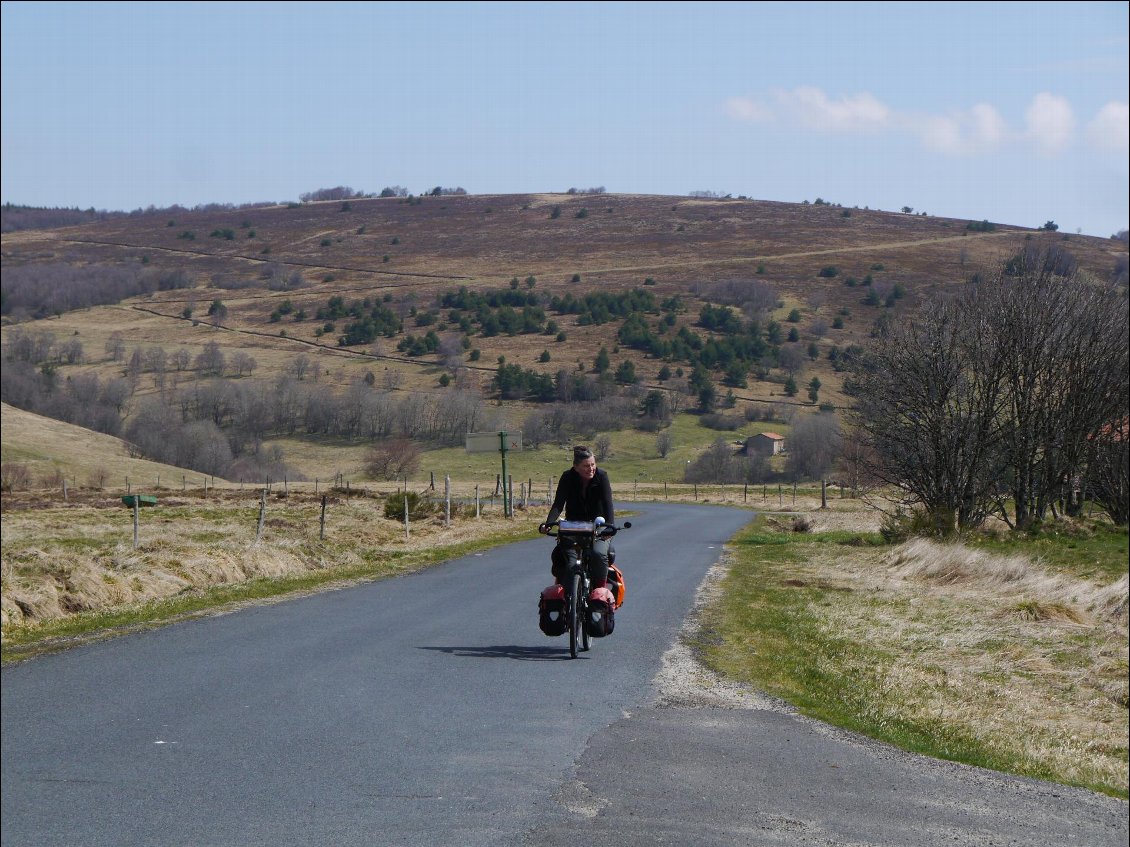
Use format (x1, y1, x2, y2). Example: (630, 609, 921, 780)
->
(569, 571, 581, 658)
(580, 580, 591, 652)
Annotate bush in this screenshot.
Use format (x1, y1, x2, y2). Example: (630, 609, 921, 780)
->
(383, 491, 436, 521)
(879, 508, 956, 544)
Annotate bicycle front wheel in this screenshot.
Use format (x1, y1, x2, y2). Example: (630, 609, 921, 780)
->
(569, 571, 581, 659)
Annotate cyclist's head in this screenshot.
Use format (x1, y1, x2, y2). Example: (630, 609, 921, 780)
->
(573, 446, 596, 477)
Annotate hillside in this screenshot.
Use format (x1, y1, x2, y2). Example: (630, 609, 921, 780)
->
(2, 192, 1126, 485)
(1, 402, 215, 489)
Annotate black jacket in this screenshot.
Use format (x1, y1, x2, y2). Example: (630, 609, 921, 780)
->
(545, 467, 614, 526)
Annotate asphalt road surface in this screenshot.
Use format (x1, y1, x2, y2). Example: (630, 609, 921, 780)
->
(2, 502, 1125, 846)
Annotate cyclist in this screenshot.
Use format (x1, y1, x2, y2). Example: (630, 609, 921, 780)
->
(538, 445, 614, 589)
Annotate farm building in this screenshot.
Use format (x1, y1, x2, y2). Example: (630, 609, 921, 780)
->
(743, 432, 786, 457)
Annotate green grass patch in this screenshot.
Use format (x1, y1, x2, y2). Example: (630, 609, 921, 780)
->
(969, 520, 1128, 582)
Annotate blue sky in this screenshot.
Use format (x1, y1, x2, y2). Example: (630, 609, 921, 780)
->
(2, 1, 1127, 236)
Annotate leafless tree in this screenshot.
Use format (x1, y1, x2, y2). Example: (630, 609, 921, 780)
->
(231, 351, 257, 377)
(105, 331, 126, 363)
(365, 438, 421, 480)
(785, 413, 842, 481)
(194, 341, 226, 376)
(849, 249, 1128, 530)
(1085, 419, 1128, 525)
(290, 355, 310, 381)
(594, 434, 613, 461)
(656, 430, 674, 458)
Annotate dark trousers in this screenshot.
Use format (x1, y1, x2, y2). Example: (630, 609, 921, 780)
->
(552, 539, 611, 586)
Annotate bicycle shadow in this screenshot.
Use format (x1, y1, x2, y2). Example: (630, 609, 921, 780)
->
(418, 644, 576, 661)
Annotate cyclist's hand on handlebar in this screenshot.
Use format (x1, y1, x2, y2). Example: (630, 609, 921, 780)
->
(538, 523, 550, 534)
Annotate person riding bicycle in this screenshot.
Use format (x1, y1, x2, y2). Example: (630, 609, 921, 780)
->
(538, 446, 614, 589)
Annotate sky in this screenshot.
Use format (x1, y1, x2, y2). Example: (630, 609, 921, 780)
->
(2, 1, 1127, 237)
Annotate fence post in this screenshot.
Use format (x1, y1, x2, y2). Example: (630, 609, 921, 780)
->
(792, 482, 796, 507)
(744, 483, 748, 503)
(694, 483, 698, 501)
(320, 495, 327, 540)
(256, 489, 267, 543)
(508, 475, 514, 518)
(821, 479, 827, 509)
(430, 471, 435, 491)
(664, 481, 668, 499)
(133, 498, 140, 549)
(63, 478, 68, 503)
(444, 475, 451, 527)
(404, 495, 410, 539)
(475, 484, 481, 519)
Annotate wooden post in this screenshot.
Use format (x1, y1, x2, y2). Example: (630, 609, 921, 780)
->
(132, 498, 140, 549)
(821, 479, 827, 509)
(183, 475, 186, 492)
(664, 481, 668, 499)
(444, 475, 451, 527)
(508, 475, 514, 518)
(404, 494, 410, 538)
(126, 478, 131, 494)
(792, 482, 796, 506)
(256, 489, 267, 543)
(430, 471, 435, 491)
(475, 484, 481, 519)
(63, 478, 68, 503)
(319, 495, 327, 540)
(779, 484, 783, 507)
(744, 483, 748, 503)
(694, 483, 698, 500)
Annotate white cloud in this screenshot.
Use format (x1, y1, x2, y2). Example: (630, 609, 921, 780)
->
(775, 87, 891, 132)
(1086, 101, 1130, 153)
(723, 87, 1103, 161)
(724, 96, 772, 123)
(912, 103, 1007, 156)
(1024, 93, 1076, 155)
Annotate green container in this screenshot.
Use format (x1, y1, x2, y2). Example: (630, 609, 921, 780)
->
(121, 494, 158, 508)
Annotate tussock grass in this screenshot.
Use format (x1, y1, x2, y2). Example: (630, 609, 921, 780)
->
(699, 518, 1129, 799)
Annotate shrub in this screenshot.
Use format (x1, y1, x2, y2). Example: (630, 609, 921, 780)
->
(383, 490, 436, 521)
(818, 266, 839, 278)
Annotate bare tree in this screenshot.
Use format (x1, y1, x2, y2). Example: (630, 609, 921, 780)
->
(365, 438, 421, 480)
(656, 430, 674, 458)
(849, 249, 1128, 531)
(785, 413, 842, 481)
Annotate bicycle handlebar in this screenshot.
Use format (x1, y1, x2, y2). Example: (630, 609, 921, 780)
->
(542, 520, 631, 538)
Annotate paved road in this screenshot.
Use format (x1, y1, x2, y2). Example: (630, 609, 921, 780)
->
(3, 502, 1125, 846)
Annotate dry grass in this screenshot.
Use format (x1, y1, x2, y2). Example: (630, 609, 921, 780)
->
(1, 488, 529, 630)
(786, 536, 1129, 794)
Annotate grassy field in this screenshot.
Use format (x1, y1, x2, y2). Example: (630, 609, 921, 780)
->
(697, 515, 1129, 799)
